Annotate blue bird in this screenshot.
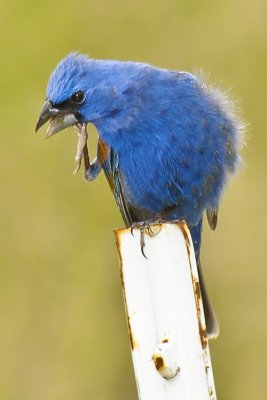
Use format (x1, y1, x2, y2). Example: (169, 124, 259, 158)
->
(36, 53, 243, 338)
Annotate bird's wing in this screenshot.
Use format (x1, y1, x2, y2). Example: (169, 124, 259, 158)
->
(98, 138, 153, 226)
(206, 208, 218, 230)
(98, 139, 135, 226)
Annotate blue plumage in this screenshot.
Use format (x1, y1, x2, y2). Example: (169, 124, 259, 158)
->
(36, 53, 243, 337)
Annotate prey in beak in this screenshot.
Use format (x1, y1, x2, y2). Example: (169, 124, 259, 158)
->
(35, 99, 90, 174)
(35, 99, 79, 138)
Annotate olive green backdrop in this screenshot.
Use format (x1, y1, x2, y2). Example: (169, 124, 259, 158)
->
(1, 0, 266, 399)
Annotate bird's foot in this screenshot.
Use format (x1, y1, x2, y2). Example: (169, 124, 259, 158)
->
(130, 216, 164, 258)
(83, 158, 102, 181)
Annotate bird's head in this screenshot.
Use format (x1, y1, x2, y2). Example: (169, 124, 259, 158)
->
(35, 53, 126, 138)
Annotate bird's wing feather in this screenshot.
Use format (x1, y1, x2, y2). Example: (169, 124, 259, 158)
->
(98, 139, 135, 226)
(206, 208, 218, 230)
(110, 148, 134, 226)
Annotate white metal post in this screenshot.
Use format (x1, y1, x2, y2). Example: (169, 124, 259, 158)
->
(115, 222, 217, 400)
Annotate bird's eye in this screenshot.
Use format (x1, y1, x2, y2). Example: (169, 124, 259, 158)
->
(70, 90, 85, 104)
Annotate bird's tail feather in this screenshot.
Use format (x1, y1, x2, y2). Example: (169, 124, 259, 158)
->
(197, 259, 220, 339)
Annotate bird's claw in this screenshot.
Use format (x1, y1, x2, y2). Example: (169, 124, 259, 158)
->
(130, 219, 163, 258)
(140, 226, 147, 259)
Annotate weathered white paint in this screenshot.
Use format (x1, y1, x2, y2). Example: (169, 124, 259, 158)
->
(115, 222, 217, 400)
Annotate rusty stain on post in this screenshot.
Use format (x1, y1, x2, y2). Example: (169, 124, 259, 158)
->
(115, 229, 138, 350)
(178, 220, 191, 258)
(193, 278, 208, 349)
(154, 355, 164, 371)
(152, 337, 180, 379)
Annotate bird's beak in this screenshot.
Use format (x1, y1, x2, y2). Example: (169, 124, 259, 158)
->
(35, 99, 79, 138)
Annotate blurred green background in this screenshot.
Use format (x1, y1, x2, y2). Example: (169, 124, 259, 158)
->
(0, 0, 266, 399)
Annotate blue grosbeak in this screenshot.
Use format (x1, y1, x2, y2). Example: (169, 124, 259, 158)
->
(36, 53, 243, 338)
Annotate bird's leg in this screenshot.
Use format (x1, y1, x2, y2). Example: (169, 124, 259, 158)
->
(130, 215, 164, 258)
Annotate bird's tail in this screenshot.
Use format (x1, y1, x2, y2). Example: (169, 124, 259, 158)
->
(197, 259, 220, 339)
